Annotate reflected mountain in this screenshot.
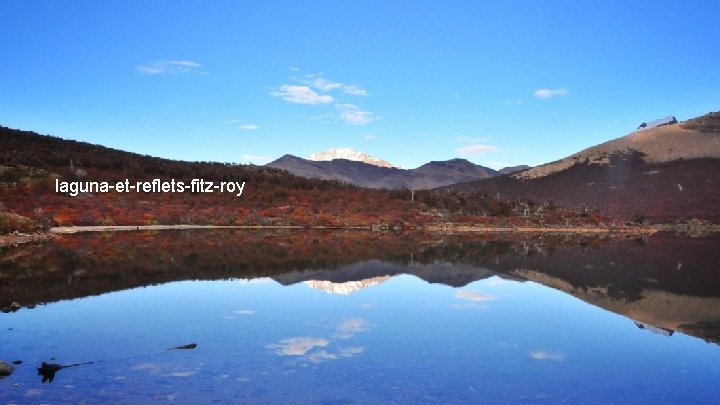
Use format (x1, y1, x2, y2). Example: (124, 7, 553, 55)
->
(1, 230, 719, 344)
(304, 275, 392, 295)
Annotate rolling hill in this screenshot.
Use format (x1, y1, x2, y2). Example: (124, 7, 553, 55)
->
(447, 112, 720, 222)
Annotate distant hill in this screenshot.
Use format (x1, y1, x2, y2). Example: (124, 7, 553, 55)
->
(267, 155, 498, 189)
(447, 111, 720, 222)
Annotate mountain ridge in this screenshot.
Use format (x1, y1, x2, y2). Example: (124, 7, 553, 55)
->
(267, 155, 500, 189)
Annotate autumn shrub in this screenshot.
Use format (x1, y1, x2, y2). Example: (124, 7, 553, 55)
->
(0, 211, 37, 233)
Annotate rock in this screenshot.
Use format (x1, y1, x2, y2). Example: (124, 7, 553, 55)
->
(168, 343, 198, 350)
(0, 360, 14, 378)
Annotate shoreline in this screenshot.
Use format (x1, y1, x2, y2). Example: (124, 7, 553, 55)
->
(2, 222, 715, 246)
(49, 224, 657, 235)
(0, 232, 54, 248)
(422, 224, 658, 234)
(48, 224, 369, 234)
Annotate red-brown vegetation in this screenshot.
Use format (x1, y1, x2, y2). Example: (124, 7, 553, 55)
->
(0, 126, 606, 232)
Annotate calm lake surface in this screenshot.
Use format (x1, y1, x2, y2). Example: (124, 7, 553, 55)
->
(1, 231, 719, 404)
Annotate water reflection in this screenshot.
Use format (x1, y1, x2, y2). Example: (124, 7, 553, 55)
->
(1, 230, 719, 344)
(0, 230, 719, 402)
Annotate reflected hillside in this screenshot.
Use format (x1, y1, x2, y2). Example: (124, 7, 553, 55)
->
(1, 230, 719, 343)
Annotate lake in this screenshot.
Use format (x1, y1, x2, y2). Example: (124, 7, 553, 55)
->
(1, 230, 719, 404)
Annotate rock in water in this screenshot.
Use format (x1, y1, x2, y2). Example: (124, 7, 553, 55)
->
(168, 343, 198, 350)
(0, 361, 14, 378)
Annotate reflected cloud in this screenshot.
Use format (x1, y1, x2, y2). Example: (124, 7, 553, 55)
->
(307, 350, 338, 363)
(165, 371, 196, 377)
(132, 362, 160, 372)
(455, 290, 496, 302)
(338, 347, 364, 357)
(530, 350, 565, 361)
(307, 347, 365, 363)
(334, 318, 371, 339)
(267, 337, 329, 356)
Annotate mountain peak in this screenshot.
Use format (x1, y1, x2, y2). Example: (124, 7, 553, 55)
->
(308, 147, 397, 168)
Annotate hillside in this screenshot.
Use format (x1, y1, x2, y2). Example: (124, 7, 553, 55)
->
(516, 113, 720, 180)
(447, 112, 720, 222)
(0, 126, 422, 229)
(0, 126, 597, 232)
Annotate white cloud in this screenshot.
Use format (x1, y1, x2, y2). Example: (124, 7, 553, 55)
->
(456, 144, 500, 156)
(312, 78, 343, 91)
(237, 124, 259, 130)
(271, 74, 372, 124)
(288, 66, 300, 72)
(530, 350, 565, 361)
(342, 85, 368, 96)
(455, 290, 496, 302)
(308, 77, 367, 96)
(136, 60, 204, 75)
(241, 154, 271, 164)
(334, 318, 371, 339)
(270, 85, 334, 105)
(233, 309, 255, 315)
(267, 337, 329, 356)
(363, 134, 377, 140)
(336, 104, 375, 125)
(533, 88, 569, 99)
(502, 99, 524, 106)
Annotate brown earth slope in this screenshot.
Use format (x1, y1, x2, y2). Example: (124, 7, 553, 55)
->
(448, 112, 720, 222)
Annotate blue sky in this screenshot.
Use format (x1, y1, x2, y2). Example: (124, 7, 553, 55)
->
(1, 1, 719, 169)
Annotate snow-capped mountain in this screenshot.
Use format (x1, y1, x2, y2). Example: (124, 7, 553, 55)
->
(308, 147, 397, 168)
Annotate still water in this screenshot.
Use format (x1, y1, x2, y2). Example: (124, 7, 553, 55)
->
(1, 231, 719, 404)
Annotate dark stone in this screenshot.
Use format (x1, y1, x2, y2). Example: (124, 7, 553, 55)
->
(168, 343, 198, 350)
(0, 361, 14, 378)
(38, 362, 60, 383)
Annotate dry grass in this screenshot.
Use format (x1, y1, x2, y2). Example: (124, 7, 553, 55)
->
(515, 120, 720, 180)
